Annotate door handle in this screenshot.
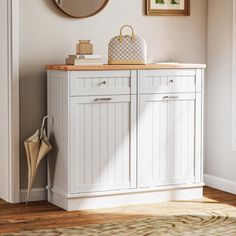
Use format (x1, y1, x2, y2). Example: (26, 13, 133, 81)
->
(163, 96, 178, 100)
(94, 98, 112, 103)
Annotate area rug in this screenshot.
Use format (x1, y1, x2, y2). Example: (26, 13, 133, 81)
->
(4, 211, 236, 236)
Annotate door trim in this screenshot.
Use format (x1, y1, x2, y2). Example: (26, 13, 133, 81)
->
(6, 0, 20, 203)
(232, 1, 236, 151)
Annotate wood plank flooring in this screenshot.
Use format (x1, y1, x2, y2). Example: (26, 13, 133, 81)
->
(0, 187, 235, 235)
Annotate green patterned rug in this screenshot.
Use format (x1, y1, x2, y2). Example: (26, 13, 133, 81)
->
(4, 212, 236, 236)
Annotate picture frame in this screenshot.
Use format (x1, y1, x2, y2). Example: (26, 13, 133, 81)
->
(146, 0, 190, 16)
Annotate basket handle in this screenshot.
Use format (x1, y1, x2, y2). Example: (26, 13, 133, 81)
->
(119, 25, 135, 42)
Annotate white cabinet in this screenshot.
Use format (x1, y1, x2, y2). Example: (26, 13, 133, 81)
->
(47, 65, 205, 211)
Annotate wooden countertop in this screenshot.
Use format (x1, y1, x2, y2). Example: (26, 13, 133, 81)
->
(46, 63, 206, 71)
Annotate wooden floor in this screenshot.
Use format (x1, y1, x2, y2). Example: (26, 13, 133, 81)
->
(0, 187, 236, 234)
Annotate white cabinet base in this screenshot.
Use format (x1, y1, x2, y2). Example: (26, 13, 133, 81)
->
(48, 184, 204, 211)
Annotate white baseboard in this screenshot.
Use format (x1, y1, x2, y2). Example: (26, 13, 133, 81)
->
(20, 188, 47, 202)
(49, 185, 203, 211)
(204, 174, 236, 194)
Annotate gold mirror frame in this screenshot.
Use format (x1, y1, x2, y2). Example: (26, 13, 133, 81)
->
(54, 0, 110, 19)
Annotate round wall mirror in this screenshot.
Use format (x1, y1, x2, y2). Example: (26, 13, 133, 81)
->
(54, 0, 109, 18)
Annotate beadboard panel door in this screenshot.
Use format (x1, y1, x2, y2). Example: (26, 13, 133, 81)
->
(139, 93, 196, 188)
(70, 95, 136, 194)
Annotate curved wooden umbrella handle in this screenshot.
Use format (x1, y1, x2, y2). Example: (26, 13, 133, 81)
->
(41, 116, 49, 129)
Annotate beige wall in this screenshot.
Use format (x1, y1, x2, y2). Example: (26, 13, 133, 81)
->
(19, 0, 207, 189)
(206, 0, 236, 183)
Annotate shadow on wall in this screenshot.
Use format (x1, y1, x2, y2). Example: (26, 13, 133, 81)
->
(43, 0, 67, 19)
(20, 70, 48, 190)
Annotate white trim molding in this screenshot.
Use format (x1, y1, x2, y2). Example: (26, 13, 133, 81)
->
(0, 0, 20, 203)
(8, 0, 20, 203)
(204, 175, 236, 195)
(20, 188, 47, 203)
(49, 185, 203, 211)
(232, 0, 236, 151)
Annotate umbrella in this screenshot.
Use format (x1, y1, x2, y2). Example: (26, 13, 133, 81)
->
(24, 116, 52, 204)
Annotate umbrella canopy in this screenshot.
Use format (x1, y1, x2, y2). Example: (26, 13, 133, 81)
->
(24, 116, 52, 204)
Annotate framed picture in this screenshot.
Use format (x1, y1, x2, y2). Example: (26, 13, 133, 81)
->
(146, 0, 190, 16)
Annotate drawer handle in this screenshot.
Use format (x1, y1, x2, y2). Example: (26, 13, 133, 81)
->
(163, 96, 178, 100)
(94, 98, 112, 102)
(100, 81, 107, 85)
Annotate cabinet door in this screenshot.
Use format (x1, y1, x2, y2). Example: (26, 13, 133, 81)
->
(139, 94, 196, 188)
(70, 95, 136, 194)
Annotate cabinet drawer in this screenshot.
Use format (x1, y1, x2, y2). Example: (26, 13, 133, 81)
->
(140, 69, 197, 94)
(70, 70, 136, 96)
